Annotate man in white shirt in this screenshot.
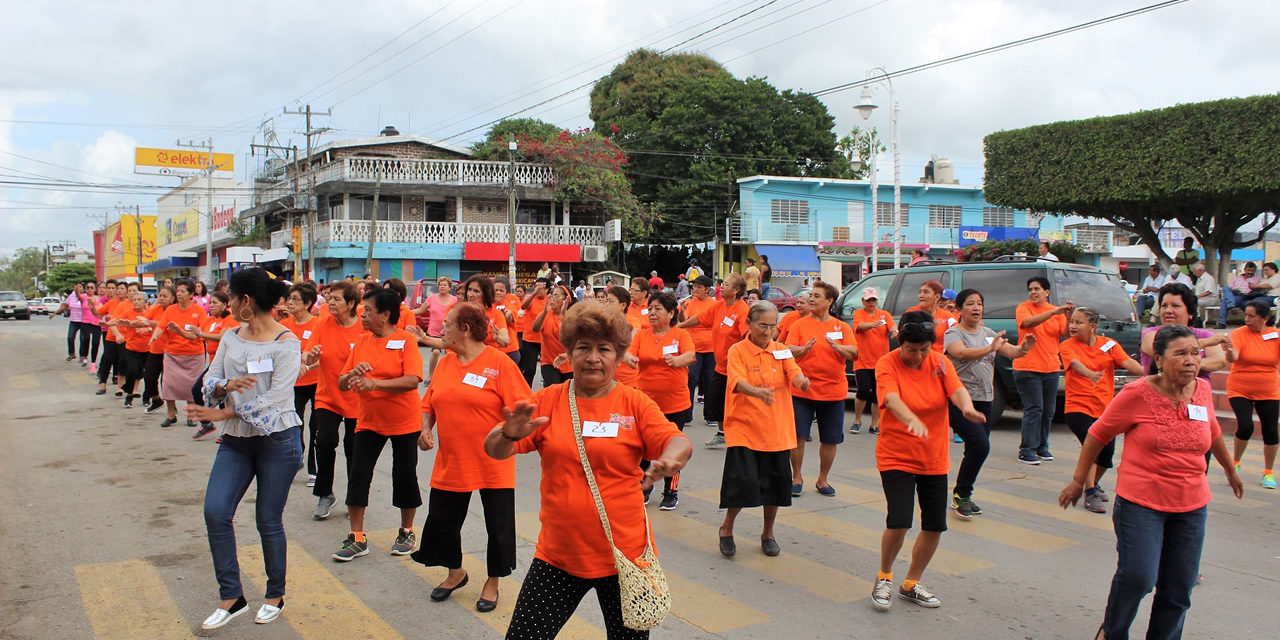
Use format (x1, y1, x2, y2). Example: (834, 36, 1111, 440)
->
(1135, 264, 1166, 318)
(1036, 241, 1059, 262)
(1169, 269, 1194, 288)
(1192, 263, 1219, 317)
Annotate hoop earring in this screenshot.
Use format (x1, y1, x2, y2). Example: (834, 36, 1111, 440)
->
(237, 307, 253, 323)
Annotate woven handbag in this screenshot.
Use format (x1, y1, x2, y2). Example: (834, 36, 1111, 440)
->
(567, 381, 672, 631)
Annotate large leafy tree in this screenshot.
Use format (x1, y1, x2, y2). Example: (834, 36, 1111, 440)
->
(0, 247, 46, 295)
(45, 263, 97, 294)
(590, 49, 851, 242)
(984, 94, 1280, 284)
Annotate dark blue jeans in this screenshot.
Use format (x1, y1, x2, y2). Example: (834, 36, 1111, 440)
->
(949, 400, 992, 498)
(204, 426, 301, 600)
(687, 352, 715, 421)
(1102, 497, 1206, 640)
(1014, 370, 1059, 456)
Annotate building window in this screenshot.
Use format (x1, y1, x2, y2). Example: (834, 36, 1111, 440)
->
(875, 202, 909, 226)
(982, 207, 1015, 226)
(349, 195, 402, 221)
(770, 199, 809, 224)
(928, 205, 962, 228)
(832, 226, 850, 242)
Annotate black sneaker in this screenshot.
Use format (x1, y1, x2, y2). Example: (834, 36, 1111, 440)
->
(868, 426, 880, 435)
(952, 494, 976, 519)
(643, 486, 653, 505)
(659, 492, 678, 511)
(160, 417, 178, 428)
(123, 397, 134, 409)
(193, 423, 216, 440)
(145, 398, 164, 413)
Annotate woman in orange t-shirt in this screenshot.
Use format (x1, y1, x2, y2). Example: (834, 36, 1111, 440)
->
(301, 281, 364, 520)
(1224, 300, 1280, 487)
(626, 276, 652, 331)
(113, 291, 151, 408)
(281, 282, 321, 481)
(676, 273, 749, 446)
(411, 303, 532, 612)
(680, 275, 719, 417)
(532, 284, 574, 387)
(626, 291, 695, 510)
(159, 281, 209, 427)
(484, 303, 690, 638)
(605, 285, 640, 387)
(870, 310, 984, 611)
(139, 285, 171, 411)
(190, 291, 240, 440)
(718, 301, 810, 559)
(851, 287, 896, 434)
(493, 276, 523, 366)
(333, 288, 425, 562)
(1013, 275, 1074, 464)
(905, 279, 956, 353)
(458, 275, 512, 354)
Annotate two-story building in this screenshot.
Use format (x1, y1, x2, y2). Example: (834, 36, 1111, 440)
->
(242, 128, 606, 288)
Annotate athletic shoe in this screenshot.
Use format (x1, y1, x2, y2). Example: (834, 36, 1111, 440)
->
(160, 417, 177, 428)
(193, 423, 216, 440)
(849, 423, 861, 434)
(390, 529, 416, 555)
(952, 432, 963, 443)
(306, 474, 316, 487)
(643, 486, 653, 505)
(332, 534, 369, 561)
(705, 421, 719, 430)
(953, 494, 976, 519)
(968, 499, 982, 515)
(1263, 474, 1277, 490)
(871, 579, 894, 611)
(201, 596, 249, 630)
(313, 494, 335, 520)
(1083, 492, 1107, 513)
(122, 397, 134, 409)
(1018, 452, 1041, 465)
(1093, 485, 1109, 502)
(898, 583, 941, 608)
(254, 600, 283, 625)
(1037, 450, 1054, 461)
(705, 432, 725, 448)
(145, 398, 164, 413)
(659, 491, 679, 511)
(1235, 462, 1242, 472)
(88, 363, 97, 374)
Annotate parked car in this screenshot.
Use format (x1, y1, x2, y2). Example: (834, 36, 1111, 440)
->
(27, 299, 48, 315)
(765, 285, 800, 312)
(1, 291, 31, 320)
(41, 296, 61, 314)
(834, 259, 1140, 422)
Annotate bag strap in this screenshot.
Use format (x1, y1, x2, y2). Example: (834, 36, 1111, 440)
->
(568, 381, 653, 552)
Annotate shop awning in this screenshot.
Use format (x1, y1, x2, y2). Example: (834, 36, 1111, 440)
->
(465, 243, 582, 263)
(140, 256, 198, 273)
(756, 244, 820, 277)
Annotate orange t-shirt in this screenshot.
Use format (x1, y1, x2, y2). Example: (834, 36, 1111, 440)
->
(1226, 327, 1280, 400)
(777, 310, 804, 341)
(852, 308, 895, 370)
(626, 303, 650, 331)
(629, 326, 695, 413)
(518, 295, 547, 342)
(1060, 336, 1133, 417)
(394, 303, 415, 330)
(202, 314, 241, 358)
(724, 339, 803, 452)
(1014, 301, 1066, 372)
(117, 306, 149, 352)
(313, 315, 366, 418)
(281, 316, 321, 386)
(100, 298, 130, 343)
(492, 303, 520, 353)
(538, 313, 573, 374)
(780, 314, 856, 401)
(341, 329, 424, 435)
(695, 298, 750, 375)
(875, 348, 963, 475)
(422, 347, 532, 492)
(512, 383, 683, 578)
(482, 306, 511, 352)
(906, 304, 956, 353)
(682, 296, 717, 353)
(145, 304, 168, 354)
(162, 303, 208, 356)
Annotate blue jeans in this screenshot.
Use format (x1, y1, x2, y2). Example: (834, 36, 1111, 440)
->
(1135, 294, 1156, 318)
(761, 283, 771, 300)
(204, 426, 302, 600)
(687, 352, 715, 421)
(1014, 370, 1059, 456)
(1102, 497, 1206, 640)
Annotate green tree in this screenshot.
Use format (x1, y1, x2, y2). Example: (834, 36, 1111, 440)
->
(835, 126, 885, 181)
(45, 263, 97, 294)
(0, 247, 46, 295)
(984, 94, 1280, 285)
(590, 49, 849, 242)
(470, 118, 563, 160)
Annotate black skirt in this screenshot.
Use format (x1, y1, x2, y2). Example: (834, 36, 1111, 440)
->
(719, 447, 793, 509)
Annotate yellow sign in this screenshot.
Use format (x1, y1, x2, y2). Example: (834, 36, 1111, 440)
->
(104, 215, 158, 277)
(135, 147, 234, 178)
(164, 209, 199, 245)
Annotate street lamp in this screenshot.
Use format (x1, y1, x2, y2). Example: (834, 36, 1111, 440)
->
(855, 67, 902, 269)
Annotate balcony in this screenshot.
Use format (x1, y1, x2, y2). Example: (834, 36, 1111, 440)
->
(271, 220, 603, 250)
(254, 157, 556, 206)
(728, 216, 818, 244)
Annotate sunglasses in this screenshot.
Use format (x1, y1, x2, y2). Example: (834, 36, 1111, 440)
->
(899, 321, 935, 333)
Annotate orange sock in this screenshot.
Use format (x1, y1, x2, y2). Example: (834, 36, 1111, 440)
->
(902, 578, 919, 591)
(877, 571, 892, 581)
(352, 531, 366, 542)
(1266, 469, 1274, 476)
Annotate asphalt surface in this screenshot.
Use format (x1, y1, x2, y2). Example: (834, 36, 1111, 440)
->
(1, 316, 1276, 639)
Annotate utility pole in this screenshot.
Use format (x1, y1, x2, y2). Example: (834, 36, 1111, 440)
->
(116, 203, 144, 286)
(364, 168, 383, 277)
(176, 137, 215, 283)
(284, 105, 332, 280)
(507, 141, 518, 285)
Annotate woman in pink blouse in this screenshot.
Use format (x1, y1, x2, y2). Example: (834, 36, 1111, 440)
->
(1060, 324, 1242, 640)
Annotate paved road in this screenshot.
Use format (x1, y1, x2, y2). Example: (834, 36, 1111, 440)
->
(1, 317, 1276, 639)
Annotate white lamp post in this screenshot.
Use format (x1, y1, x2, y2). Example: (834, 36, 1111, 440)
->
(855, 67, 901, 269)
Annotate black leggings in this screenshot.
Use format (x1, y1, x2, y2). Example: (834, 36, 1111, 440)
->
(949, 401, 992, 499)
(541, 365, 572, 388)
(640, 409, 690, 493)
(506, 558, 648, 640)
(79, 324, 101, 362)
(311, 409, 356, 498)
(293, 384, 317, 475)
(122, 349, 148, 396)
(518, 339, 541, 386)
(1229, 397, 1280, 445)
(412, 488, 516, 578)
(143, 352, 164, 402)
(345, 430, 422, 509)
(97, 341, 121, 385)
(1065, 412, 1116, 469)
(706, 371, 728, 426)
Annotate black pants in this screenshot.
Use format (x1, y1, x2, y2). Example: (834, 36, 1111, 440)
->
(293, 384, 318, 475)
(687, 352, 715, 421)
(66, 320, 82, 358)
(411, 488, 516, 578)
(505, 348, 521, 366)
(506, 558, 648, 640)
(345, 430, 422, 509)
(640, 409, 690, 493)
(143, 352, 164, 402)
(122, 348, 148, 396)
(706, 371, 728, 426)
(79, 324, 101, 362)
(518, 339, 541, 386)
(1065, 412, 1116, 470)
(312, 408, 356, 498)
(949, 401, 993, 499)
(97, 340, 121, 385)
(541, 364, 572, 388)
(1230, 397, 1280, 445)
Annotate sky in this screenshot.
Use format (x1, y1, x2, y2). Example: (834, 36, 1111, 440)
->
(1, 0, 1276, 258)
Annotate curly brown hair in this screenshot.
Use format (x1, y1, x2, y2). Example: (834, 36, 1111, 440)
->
(561, 299, 633, 355)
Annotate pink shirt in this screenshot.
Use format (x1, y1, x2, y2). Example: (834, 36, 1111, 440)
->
(1089, 377, 1219, 513)
(423, 293, 456, 337)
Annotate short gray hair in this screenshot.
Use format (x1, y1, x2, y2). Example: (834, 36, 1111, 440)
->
(1193, 263, 1206, 273)
(747, 301, 777, 324)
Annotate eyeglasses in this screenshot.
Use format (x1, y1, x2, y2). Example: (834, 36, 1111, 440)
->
(899, 321, 935, 333)
(753, 322, 778, 330)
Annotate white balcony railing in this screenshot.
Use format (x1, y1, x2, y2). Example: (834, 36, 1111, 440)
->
(273, 220, 603, 250)
(255, 157, 555, 206)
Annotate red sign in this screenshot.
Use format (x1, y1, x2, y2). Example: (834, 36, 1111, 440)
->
(464, 243, 581, 263)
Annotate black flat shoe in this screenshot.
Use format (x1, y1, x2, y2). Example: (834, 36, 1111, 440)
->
(95, 388, 106, 396)
(719, 535, 736, 558)
(476, 596, 497, 613)
(429, 574, 468, 602)
(761, 538, 780, 557)
(160, 417, 178, 428)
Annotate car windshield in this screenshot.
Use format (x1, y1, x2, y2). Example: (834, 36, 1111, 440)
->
(0, 292, 24, 301)
(1050, 269, 1134, 321)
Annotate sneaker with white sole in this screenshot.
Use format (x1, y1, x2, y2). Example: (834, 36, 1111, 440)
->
(705, 432, 725, 448)
(1017, 452, 1041, 465)
(332, 534, 369, 561)
(871, 578, 893, 611)
(306, 474, 316, 487)
(849, 423, 861, 434)
(953, 494, 977, 519)
(313, 494, 335, 520)
(201, 596, 249, 630)
(659, 491, 679, 511)
(390, 529, 416, 555)
(254, 600, 283, 624)
(898, 583, 940, 607)
(1083, 491, 1107, 514)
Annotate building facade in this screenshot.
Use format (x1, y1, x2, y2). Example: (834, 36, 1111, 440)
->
(141, 174, 242, 283)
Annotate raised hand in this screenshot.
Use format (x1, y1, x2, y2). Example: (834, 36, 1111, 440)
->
(502, 401, 547, 441)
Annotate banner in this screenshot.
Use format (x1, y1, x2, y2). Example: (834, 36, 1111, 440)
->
(958, 226, 1039, 247)
(135, 147, 234, 178)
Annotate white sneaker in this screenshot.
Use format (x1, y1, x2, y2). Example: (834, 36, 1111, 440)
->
(306, 474, 316, 487)
(254, 600, 284, 624)
(871, 578, 893, 611)
(200, 597, 248, 630)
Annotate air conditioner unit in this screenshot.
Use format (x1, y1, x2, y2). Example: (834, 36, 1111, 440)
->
(581, 245, 608, 262)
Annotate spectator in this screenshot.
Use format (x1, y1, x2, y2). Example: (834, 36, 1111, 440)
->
(940, 288, 957, 313)
(1245, 261, 1280, 306)
(674, 273, 690, 298)
(536, 262, 551, 280)
(759, 255, 772, 299)
(685, 259, 702, 282)
(909, 249, 927, 266)
(1169, 268, 1194, 288)
(744, 258, 761, 292)
(1173, 236, 1199, 276)
(1135, 265, 1166, 319)
(1036, 241, 1059, 262)
(647, 270, 664, 291)
(744, 289, 761, 304)
(574, 280, 587, 301)
(1218, 261, 1263, 328)
(1192, 263, 1220, 320)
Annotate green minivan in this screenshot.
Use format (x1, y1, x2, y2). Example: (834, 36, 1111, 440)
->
(834, 258, 1141, 423)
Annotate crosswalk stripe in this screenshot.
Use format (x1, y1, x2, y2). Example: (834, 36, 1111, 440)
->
(238, 541, 405, 639)
(9, 374, 38, 389)
(62, 371, 95, 386)
(988, 468, 1275, 510)
(683, 490, 992, 576)
(514, 512, 770, 634)
(647, 510, 871, 602)
(75, 558, 191, 639)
